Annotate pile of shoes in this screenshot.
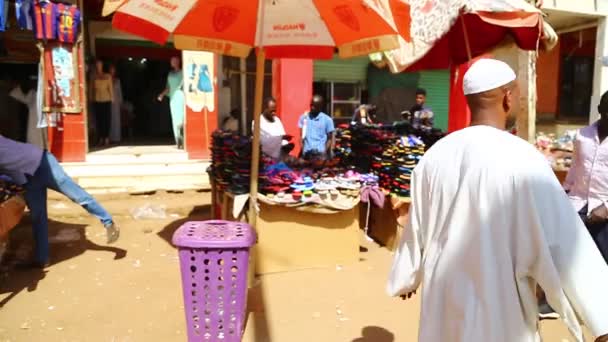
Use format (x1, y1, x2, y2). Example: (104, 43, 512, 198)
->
(334, 123, 353, 163)
(393, 122, 445, 148)
(210, 130, 264, 194)
(370, 135, 426, 198)
(0, 176, 24, 204)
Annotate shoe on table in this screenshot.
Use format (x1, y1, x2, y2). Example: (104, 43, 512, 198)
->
(106, 223, 120, 244)
(539, 302, 560, 320)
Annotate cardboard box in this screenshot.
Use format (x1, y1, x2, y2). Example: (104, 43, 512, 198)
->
(364, 200, 409, 251)
(254, 203, 360, 274)
(0, 196, 26, 237)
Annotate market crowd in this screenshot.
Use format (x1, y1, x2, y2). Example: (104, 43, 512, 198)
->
(216, 58, 608, 341)
(3, 55, 608, 341)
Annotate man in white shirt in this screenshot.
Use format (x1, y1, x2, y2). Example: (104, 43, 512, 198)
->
(254, 97, 293, 160)
(387, 59, 608, 342)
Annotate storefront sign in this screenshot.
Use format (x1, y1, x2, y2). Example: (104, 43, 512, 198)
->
(182, 50, 215, 113)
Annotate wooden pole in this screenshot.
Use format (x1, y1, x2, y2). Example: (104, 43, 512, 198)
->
(461, 18, 472, 62)
(248, 49, 266, 227)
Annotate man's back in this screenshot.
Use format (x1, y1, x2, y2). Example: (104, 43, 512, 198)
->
(0, 135, 43, 185)
(390, 125, 608, 342)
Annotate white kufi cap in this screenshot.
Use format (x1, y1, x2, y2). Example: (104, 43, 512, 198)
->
(463, 59, 516, 95)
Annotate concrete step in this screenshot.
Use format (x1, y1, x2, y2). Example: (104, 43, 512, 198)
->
(75, 174, 210, 193)
(59, 146, 212, 193)
(85, 147, 190, 164)
(61, 163, 210, 192)
(62, 160, 209, 178)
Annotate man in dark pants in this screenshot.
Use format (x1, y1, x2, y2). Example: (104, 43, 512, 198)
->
(0, 135, 119, 268)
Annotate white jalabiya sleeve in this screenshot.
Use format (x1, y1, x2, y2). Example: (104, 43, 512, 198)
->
(386, 167, 424, 297)
(520, 162, 608, 339)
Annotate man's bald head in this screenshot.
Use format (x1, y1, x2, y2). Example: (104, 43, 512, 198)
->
(463, 59, 518, 130)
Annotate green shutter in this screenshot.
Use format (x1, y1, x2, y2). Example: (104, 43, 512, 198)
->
(367, 66, 420, 99)
(418, 70, 450, 131)
(314, 55, 369, 84)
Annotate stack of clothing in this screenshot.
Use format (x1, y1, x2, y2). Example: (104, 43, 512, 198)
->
(0, 176, 24, 204)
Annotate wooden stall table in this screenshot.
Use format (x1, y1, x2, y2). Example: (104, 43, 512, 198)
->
(362, 196, 411, 252)
(217, 190, 361, 275)
(0, 196, 26, 261)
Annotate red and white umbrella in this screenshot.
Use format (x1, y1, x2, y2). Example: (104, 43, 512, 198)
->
(376, 0, 557, 73)
(105, 0, 401, 227)
(107, 0, 400, 59)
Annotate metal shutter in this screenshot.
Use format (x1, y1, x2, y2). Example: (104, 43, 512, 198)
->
(418, 70, 450, 131)
(313, 55, 370, 84)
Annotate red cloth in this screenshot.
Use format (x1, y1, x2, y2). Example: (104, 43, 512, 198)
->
(447, 54, 491, 133)
(406, 14, 539, 72)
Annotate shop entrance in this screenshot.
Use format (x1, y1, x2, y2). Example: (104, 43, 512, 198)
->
(92, 38, 182, 150)
(88, 57, 175, 147)
(0, 63, 38, 142)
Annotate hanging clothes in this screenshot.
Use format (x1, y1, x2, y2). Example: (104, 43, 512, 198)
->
(197, 64, 213, 93)
(56, 3, 80, 44)
(388, 125, 608, 342)
(32, 0, 57, 40)
(15, 0, 33, 30)
(0, 0, 8, 32)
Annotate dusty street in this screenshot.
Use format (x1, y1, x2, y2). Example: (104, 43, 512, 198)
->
(0, 191, 593, 341)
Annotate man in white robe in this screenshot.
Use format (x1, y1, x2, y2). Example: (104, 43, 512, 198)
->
(10, 76, 45, 149)
(387, 59, 608, 342)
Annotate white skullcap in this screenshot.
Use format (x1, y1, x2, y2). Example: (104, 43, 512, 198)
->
(463, 59, 516, 95)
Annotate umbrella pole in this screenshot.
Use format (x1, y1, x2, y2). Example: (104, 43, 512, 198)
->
(248, 49, 266, 228)
(461, 18, 472, 61)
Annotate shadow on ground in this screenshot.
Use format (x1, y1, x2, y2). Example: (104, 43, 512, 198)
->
(156, 205, 212, 248)
(0, 218, 127, 308)
(352, 326, 395, 342)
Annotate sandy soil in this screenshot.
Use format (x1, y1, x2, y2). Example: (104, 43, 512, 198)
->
(0, 191, 594, 341)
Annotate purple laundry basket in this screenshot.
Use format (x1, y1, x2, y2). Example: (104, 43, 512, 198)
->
(173, 220, 256, 342)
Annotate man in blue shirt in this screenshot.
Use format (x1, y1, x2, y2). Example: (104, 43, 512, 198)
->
(0, 135, 120, 268)
(298, 95, 335, 160)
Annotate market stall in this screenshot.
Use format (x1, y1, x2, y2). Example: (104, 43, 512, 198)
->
(535, 131, 575, 183)
(209, 131, 365, 274)
(208, 121, 445, 271)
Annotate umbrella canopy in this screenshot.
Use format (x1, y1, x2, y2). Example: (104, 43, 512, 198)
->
(374, 0, 557, 73)
(106, 0, 400, 228)
(108, 0, 400, 59)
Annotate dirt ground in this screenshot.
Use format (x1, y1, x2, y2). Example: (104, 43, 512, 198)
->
(0, 191, 595, 341)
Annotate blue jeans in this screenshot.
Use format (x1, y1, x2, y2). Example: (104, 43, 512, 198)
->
(580, 205, 608, 264)
(24, 152, 113, 264)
